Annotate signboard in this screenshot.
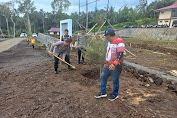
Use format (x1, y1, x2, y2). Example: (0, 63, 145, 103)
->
(60, 19, 72, 40)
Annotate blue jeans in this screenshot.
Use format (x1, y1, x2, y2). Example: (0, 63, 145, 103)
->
(100, 65, 122, 97)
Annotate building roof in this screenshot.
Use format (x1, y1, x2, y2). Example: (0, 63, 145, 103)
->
(48, 28, 60, 32)
(154, 2, 177, 12)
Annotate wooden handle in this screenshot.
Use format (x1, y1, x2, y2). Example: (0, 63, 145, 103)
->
(48, 51, 76, 69)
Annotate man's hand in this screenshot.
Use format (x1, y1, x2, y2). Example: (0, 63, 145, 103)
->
(76, 45, 78, 49)
(109, 64, 115, 70)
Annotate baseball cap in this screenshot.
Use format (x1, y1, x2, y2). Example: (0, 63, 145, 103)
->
(104, 28, 115, 36)
(65, 38, 72, 43)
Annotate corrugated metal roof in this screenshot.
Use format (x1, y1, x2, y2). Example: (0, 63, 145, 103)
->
(154, 2, 177, 11)
(48, 28, 60, 32)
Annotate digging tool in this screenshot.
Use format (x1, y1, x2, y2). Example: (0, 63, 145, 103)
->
(48, 51, 76, 69)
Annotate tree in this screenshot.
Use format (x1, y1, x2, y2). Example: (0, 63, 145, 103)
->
(83, 37, 107, 77)
(95, 14, 104, 26)
(51, 0, 71, 12)
(18, 0, 36, 36)
(139, 0, 147, 15)
(8, 0, 18, 38)
(0, 3, 10, 36)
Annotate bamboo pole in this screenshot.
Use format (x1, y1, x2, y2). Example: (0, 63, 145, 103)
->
(48, 51, 76, 69)
(100, 66, 102, 79)
(95, 20, 106, 35)
(125, 49, 136, 57)
(87, 23, 97, 34)
(76, 20, 84, 29)
(106, 18, 120, 37)
(90, 21, 106, 43)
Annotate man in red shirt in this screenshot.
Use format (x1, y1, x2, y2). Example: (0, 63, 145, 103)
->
(95, 28, 125, 101)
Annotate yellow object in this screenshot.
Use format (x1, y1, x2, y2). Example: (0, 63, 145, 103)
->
(27, 37, 30, 41)
(31, 38, 35, 44)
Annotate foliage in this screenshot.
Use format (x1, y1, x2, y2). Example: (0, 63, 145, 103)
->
(51, 0, 71, 12)
(83, 37, 107, 66)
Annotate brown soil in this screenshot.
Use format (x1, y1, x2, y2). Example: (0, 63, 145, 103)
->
(0, 41, 177, 118)
(131, 43, 177, 57)
(125, 42, 177, 73)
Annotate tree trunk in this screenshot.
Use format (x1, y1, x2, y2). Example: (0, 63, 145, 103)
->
(11, 15, 15, 38)
(5, 16, 10, 36)
(23, 17, 27, 30)
(27, 12, 32, 36)
(0, 26, 5, 38)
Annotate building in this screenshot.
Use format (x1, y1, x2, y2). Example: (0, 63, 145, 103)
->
(154, 2, 177, 28)
(48, 28, 60, 35)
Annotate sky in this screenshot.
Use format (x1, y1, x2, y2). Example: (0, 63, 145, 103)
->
(2, 0, 156, 14)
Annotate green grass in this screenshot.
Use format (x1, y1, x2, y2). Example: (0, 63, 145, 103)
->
(35, 43, 44, 47)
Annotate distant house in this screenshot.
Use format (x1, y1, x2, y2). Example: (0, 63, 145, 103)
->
(48, 28, 60, 35)
(154, 2, 177, 28)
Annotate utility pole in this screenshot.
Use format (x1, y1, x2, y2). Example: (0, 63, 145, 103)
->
(79, 0, 80, 15)
(107, 0, 109, 17)
(86, 0, 88, 32)
(96, 0, 97, 10)
(106, 0, 109, 28)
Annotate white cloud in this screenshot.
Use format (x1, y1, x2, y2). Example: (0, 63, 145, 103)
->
(1, 0, 157, 14)
(66, 5, 79, 14)
(34, 2, 52, 12)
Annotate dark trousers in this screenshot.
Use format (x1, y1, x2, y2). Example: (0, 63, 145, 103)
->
(78, 48, 85, 62)
(32, 44, 34, 49)
(54, 54, 71, 71)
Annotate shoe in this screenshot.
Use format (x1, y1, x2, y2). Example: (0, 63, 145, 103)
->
(68, 67, 74, 70)
(54, 70, 58, 74)
(108, 94, 119, 101)
(94, 92, 107, 99)
(77, 61, 80, 65)
(82, 61, 86, 65)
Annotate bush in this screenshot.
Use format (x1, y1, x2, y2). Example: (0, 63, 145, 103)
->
(83, 37, 107, 66)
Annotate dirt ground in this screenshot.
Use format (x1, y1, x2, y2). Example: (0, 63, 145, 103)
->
(124, 38, 177, 74)
(0, 40, 177, 118)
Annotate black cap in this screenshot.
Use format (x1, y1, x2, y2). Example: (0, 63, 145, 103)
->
(65, 38, 72, 43)
(104, 28, 115, 36)
(65, 29, 68, 32)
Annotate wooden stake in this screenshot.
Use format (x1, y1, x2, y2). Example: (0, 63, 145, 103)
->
(125, 49, 136, 57)
(90, 21, 106, 43)
(76, 20, 85, 29)
(106, 18, 120, 37)
(48, 51, 76, 69)
(95, 20, 106, 35)
(87, 23, 97, 34)
(100, 66, 102, 79)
